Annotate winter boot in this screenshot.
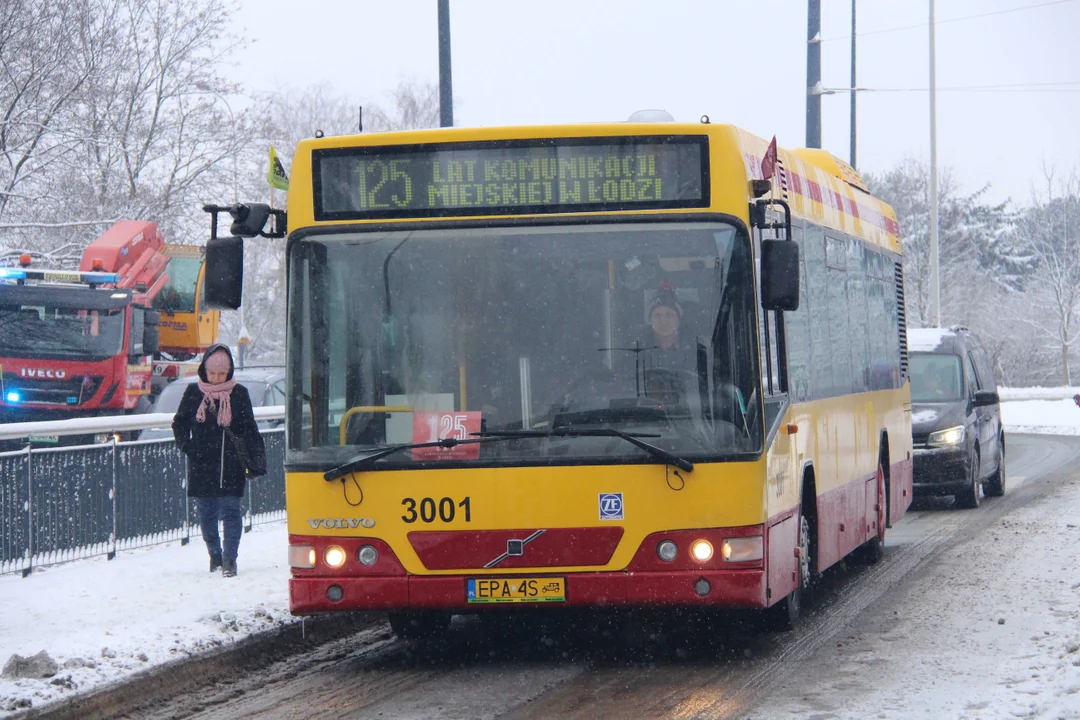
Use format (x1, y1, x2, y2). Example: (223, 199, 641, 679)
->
(222, 558, 237, 578)
(209, 554, 223, 573)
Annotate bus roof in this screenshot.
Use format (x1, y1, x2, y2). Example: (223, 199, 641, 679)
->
(288, 122, 900, 254)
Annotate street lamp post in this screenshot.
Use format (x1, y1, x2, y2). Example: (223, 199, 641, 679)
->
(806, 0, 822, 148)
(850, 0, 857, 168)
(438, 0, 453, 127)
(929, 0, 941, 328)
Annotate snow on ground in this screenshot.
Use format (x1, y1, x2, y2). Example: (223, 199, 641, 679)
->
(1, 396, 1079, 716)
(0, 522, 292, 716)
(750, 457, 1080, 719)
(1002, 397, 1080, 436)
(999, 387, 1080, 402)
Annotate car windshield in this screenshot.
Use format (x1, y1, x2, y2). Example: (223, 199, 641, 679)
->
(910, 352, 964, 403)
(152, 380, 268, 413)
(286, 221, 763, 470)
(0, 302, 125, 360)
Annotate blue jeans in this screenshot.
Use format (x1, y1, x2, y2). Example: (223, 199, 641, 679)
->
(195, 496, 243, 562)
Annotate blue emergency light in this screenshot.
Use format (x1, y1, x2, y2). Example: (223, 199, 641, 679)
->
(0, 268, 120, 285)
(6, 391, 21, 404)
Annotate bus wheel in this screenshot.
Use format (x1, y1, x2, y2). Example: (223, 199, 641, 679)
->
(388, 611, 450, 640)
(763, 512, 810, 632)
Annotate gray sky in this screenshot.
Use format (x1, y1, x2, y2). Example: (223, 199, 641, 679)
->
(235, 0, 1080, 206)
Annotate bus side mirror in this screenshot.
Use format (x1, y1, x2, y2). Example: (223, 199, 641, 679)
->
(229, 203, 272, 238)
(204, 235, 244, 310)
(761, 239, 800, 311)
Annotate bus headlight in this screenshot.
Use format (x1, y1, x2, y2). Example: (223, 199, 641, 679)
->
(721, 537, 763, 562)
(289, 544, 316, 569)
(656, 540, 678, 562)
(324, 545, 347, 568)
(690, 539, 714, 562)
(928, 426, 965, 447)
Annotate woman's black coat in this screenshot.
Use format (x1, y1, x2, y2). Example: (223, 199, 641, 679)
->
(171, 360, 264, 498)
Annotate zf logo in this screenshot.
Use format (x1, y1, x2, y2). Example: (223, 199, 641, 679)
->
(598, 493, 624, 521)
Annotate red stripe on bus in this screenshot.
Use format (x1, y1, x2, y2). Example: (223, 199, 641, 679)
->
(408, 527, 624, 570)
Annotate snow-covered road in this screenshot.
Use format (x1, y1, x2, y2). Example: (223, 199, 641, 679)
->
(748, 436, 1080, 720)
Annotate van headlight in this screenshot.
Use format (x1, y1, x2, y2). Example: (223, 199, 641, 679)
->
(928, 426, 965, 447)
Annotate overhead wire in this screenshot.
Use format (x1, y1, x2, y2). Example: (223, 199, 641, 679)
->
(846, 81, 1080, 93)
(820, 0, 1078, 42)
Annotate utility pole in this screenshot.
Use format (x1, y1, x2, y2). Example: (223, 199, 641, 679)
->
(806, 0, 822, 148)
(438, 0, 454, 128)
(850, 0, 857, 168)
(929, 0, 940, 327)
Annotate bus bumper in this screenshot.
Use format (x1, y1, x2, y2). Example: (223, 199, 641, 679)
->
(289, 569, 766, 615)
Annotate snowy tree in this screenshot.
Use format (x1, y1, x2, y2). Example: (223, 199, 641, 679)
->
(1012, 167, 1080, 385)
(0, 0, 248, 257)
(365, 80, 441, 132)
(215, 81, 441, 365)
(864, 158, 1021, 330)
(0, 1, 108, 230)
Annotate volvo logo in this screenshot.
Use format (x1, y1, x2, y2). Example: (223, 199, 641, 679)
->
(307, 517, 376, 530)
(484, 530, 545, 568)
(20, 368, 67, 379)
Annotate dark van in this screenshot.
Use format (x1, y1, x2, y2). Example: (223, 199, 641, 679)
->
(908, 326, 1005, 508)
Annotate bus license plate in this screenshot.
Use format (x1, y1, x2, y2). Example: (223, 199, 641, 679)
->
(467, 577, 565, 604)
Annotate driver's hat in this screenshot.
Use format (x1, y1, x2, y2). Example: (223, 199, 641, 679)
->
(649, 282, 682, 318)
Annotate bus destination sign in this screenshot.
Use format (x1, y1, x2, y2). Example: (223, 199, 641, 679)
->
(313, 136, 709, 220)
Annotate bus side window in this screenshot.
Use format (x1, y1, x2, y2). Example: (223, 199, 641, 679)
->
(804, 224, 832, 399)
(783, 222, 812, 403)
(824, 234, 852, 395)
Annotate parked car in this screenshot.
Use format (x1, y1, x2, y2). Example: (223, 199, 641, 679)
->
(909, 326, 1004, 508)
(139, 368, 285, 441)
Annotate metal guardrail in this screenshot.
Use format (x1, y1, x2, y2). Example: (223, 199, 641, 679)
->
(0, 423, 286, 577)
(0, 405, 286, 440)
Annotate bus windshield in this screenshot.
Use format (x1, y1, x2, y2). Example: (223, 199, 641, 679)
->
(0, 303, 125, 359)
(286, 221, 762, 470)
(152, 255, 201, 314)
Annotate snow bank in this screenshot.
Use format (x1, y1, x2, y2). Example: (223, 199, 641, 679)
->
(999, 386, 1080, 401)
(0, 523, 292, 716)
(1002, 399, 1080, 436)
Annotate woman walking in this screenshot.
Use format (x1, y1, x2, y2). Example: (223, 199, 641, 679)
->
(172, 344, 265, 577)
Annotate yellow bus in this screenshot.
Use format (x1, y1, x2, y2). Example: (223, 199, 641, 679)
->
(206, 117, 912, 635)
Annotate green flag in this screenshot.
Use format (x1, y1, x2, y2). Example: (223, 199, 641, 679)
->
(267, 146, 289, 191)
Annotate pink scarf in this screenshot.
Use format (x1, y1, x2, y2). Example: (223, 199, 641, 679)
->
(196, 378, 237, 426)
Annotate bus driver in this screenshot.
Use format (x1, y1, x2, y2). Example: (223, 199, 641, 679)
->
(642, 282, 695, 371)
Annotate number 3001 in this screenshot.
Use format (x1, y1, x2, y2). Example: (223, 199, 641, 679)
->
(401, 496, 471, 524)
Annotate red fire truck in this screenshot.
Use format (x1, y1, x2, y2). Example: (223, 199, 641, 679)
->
(0, 220, 217, 436)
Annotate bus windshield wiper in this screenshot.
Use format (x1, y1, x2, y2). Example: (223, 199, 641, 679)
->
(474, 429, 694, 472)
(323, 437, 503, 481)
